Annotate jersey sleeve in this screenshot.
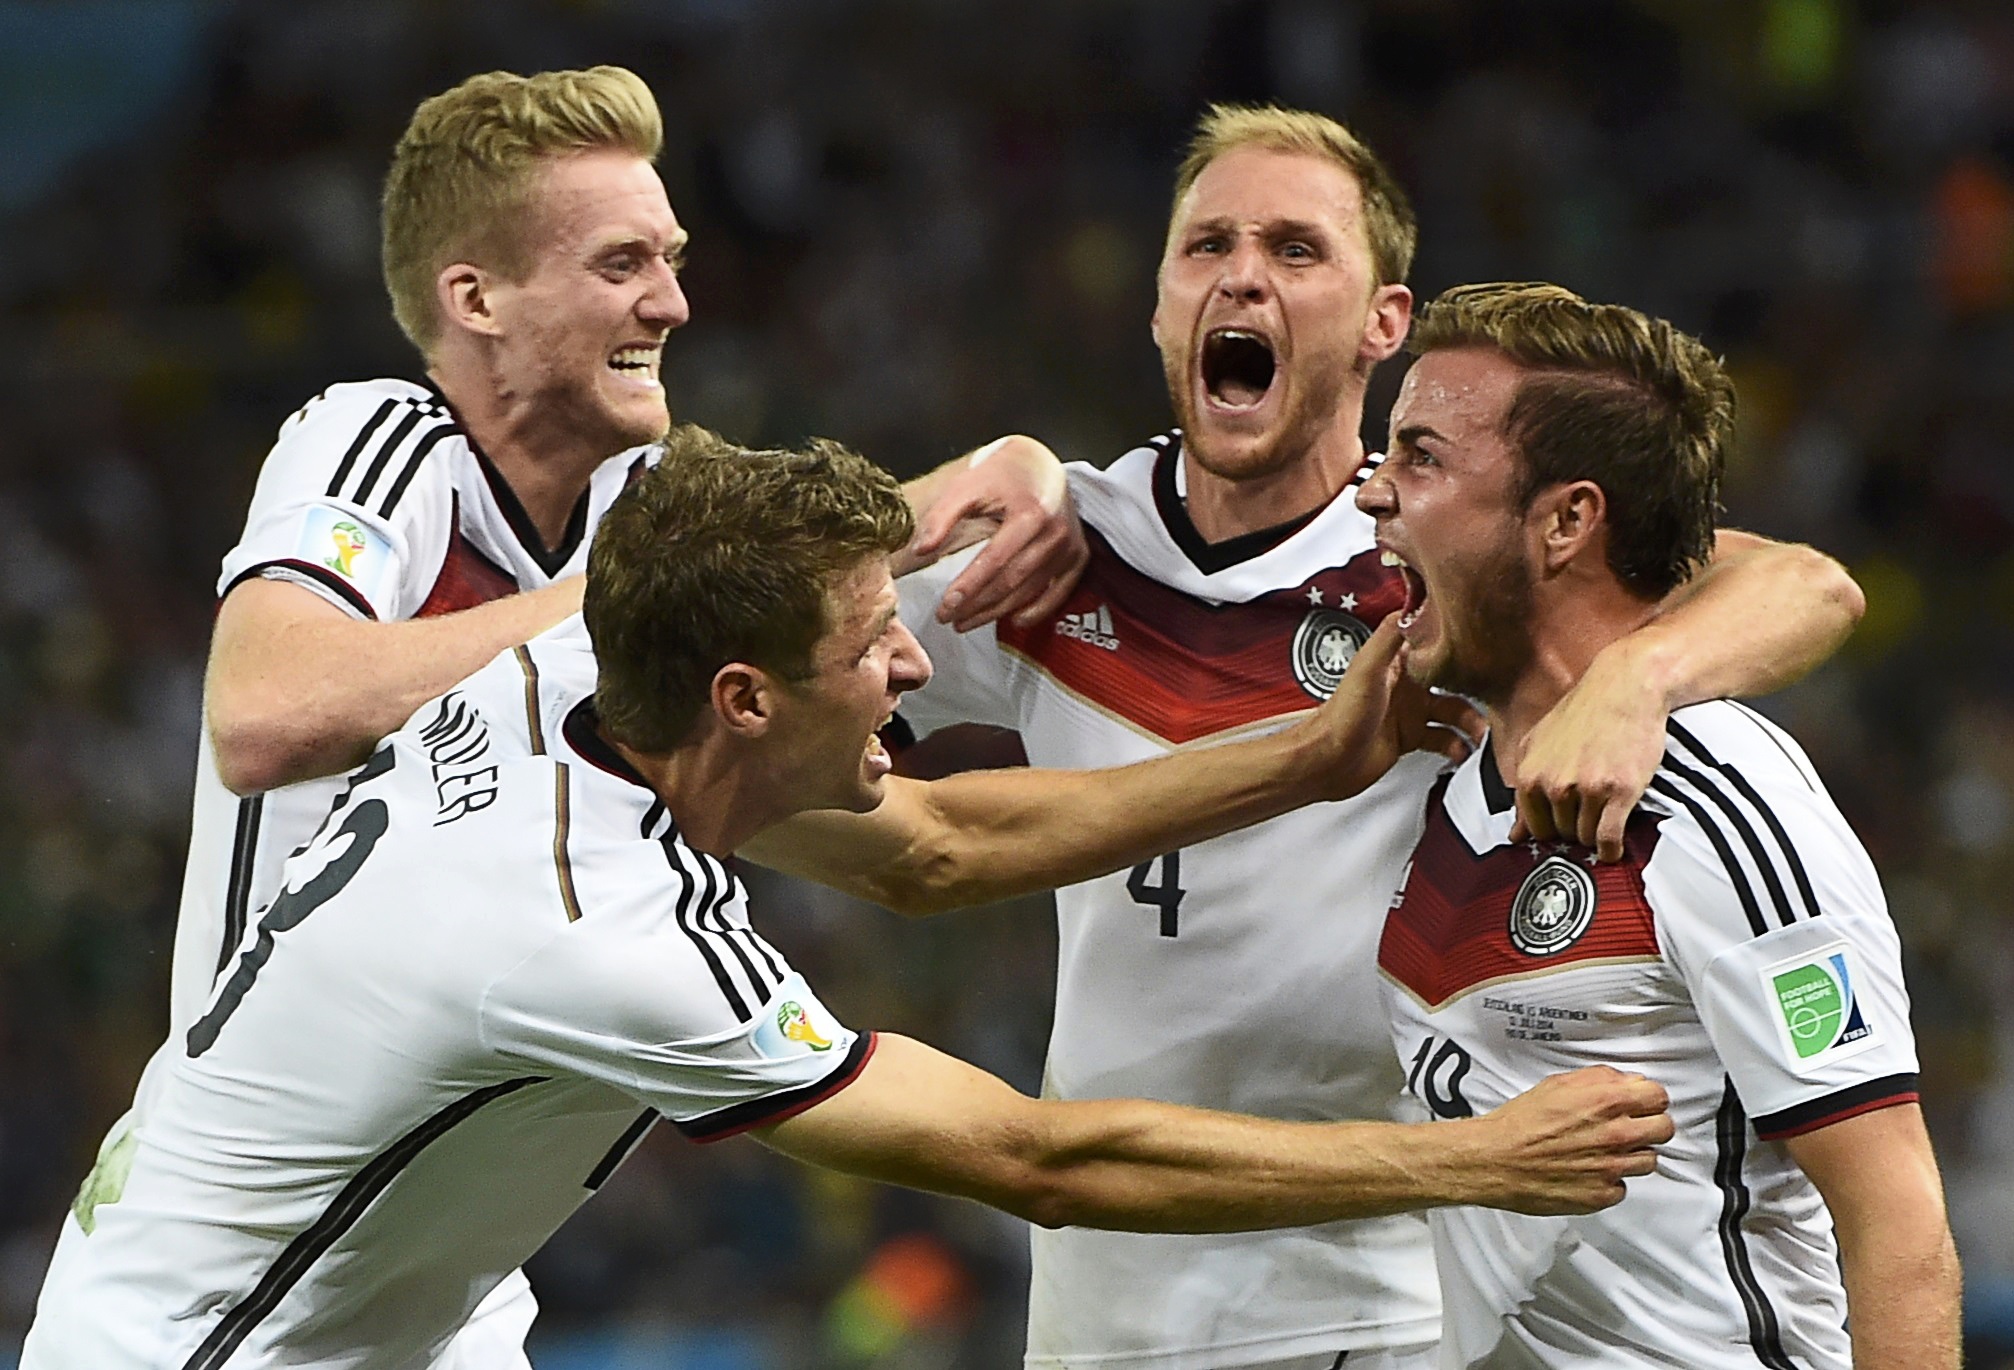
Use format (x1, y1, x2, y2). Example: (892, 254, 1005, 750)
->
(477, 851, 874, 1142)
(894, 544, 1022, 734)
(1645, 719, 1919, 1141)
(218, 386, 457, 622)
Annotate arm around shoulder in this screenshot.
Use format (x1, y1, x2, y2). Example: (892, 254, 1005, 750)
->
(207, 575, 583, 794)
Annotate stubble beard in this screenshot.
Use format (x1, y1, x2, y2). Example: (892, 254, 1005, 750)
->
(1412, 536, 1538, 709)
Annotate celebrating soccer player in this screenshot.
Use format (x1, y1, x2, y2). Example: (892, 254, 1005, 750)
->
(22, 431, 1676, 1370)
(1360, 282, 1960, 1369)
(764, 106, 1869, 1370)
(119, 64, 1084, 1370)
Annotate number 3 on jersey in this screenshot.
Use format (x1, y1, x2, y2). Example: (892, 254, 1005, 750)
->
(1127, 850, 1186, 938)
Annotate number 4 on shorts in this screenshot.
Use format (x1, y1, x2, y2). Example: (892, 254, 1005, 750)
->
(1127, 850, 1185, 938)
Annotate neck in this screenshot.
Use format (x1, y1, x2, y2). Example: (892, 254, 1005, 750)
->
(1179, 398, 1368, 543)
(611, 731, 792, 859)
(428, 360, 609, 550)
(1483, 583, 1662, 790)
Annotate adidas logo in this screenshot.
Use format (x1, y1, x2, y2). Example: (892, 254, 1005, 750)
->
(1056, 603, 1120, 651)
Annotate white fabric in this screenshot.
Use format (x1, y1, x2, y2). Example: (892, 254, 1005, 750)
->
(1380, 701, 1918, 1369)
(24, 624, 867, 1370)
(896, 434, 1442, 1370)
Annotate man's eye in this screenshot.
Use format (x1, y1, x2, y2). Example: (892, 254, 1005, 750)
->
(1280, 241, 1316, 261)
(1190, 236, 1226, 255)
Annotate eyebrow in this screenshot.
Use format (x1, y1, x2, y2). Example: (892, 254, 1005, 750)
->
(1183, 215, 1334, 240)
(859, 602, 899, 655)
(1393, 424, 1446, 449)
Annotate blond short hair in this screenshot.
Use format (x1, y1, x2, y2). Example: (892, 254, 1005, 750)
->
(381, 66, 663, 353)
(1411, 282, 1733, 598)
(1170, 104, 1418, 287)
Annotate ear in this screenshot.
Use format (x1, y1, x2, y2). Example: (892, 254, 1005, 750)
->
(1535, 479, 1608, 576)
(1358, 283, 1413, 367)
(711, 663, 777, 739)
(436, 261, 506, 340)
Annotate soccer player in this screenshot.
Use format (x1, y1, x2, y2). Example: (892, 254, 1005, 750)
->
(145, 66, 1081, 1367)
(24, 432, 1676, 1370)
(766, 108, 1869, 1370)
(1361, 282, 1959, 1369)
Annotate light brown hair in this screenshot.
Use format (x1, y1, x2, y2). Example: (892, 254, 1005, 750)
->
(1170, 104, 1418, 287)
(381, 66, 663, 353)
(1410, 282, 1732, 599)
(584, 425, 915, 753)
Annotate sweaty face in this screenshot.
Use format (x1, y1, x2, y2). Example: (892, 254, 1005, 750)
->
(1356, 347, 1538, 703)
(488, 150, 690, 455)
(1151, 147, 1384, 483)
(773, 560, 932, 816)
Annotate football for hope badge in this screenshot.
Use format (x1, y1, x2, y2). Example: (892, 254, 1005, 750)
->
(1508, 855, 1599, 956)
(1761, 941, 1876, 1067)
(1291, 608, 1371, 701)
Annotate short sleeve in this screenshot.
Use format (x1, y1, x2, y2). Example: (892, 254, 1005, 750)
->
(1646, 721, 1918, 1140)
(895, 544, 1023, 735)
(477, 853, 873, 1142)
(219, 384, 458, 622)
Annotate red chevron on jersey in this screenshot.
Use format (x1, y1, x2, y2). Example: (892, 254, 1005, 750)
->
(993, 528, 1404, 744)
(417, 499, 520, 618)
(1381, 778, 1667, 1009)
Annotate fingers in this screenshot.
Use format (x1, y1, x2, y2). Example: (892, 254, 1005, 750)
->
(1009, 538, 1091, 629)
(1594, 798, 1630, 864)
(942, 511, 1083, 631)
(1514, 787, 1557, 845)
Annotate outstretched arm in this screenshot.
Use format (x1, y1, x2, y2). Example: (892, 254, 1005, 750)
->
(1785, 1105, 1961, 1370)
(1515, 530, 1865, 859)
(207, 576, 583, 795)
(897, 435, 1089, 632)
(760, 1034, 1671, 1231)
(739, 620, 1478, 915)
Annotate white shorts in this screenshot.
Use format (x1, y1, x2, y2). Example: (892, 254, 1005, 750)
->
(430, 1268, 537, 1370)
(1252, 1342, 1440, 1370)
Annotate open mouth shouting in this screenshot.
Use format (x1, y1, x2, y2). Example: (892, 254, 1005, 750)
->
(1381, 547, 1430, 632)
(1201, 327, 1278, 413)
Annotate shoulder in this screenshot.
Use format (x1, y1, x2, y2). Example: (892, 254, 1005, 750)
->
(1641, 700, 1868, 939)
(262, 379, 462, 515)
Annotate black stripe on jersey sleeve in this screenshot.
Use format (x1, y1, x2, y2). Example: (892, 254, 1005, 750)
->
(377, 420, 458, 518)
(694, 852, 776, 1001)
(1712, 1080, 1797, 1370)
(1668, 719, 1824, 923)
(349, 404, 426, 507)
(217, 796, 263, 974)
(180, 1075, 548, 1370)
(1751, 1073, 1919, 1141)
(1658, 752, 1800, 929)
(583, 1108, 659, 1190)
(660, 839, 750, 1021)
(325, 398, 398, 497)
(1648, 775, 1770, 937)
(224, 559, 379, 619)
(676, 1031, 877, 1143)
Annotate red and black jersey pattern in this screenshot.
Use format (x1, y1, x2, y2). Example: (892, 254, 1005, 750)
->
(416, 497, 521, 618)
(1381, 772, 1669, 1010)
(993, 526, 1404, 745)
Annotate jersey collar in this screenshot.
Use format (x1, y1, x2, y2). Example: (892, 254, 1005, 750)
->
(1478, 737, 1516, 815)
(1149, 434, 1325, 575)
(419, 377, 594, 577)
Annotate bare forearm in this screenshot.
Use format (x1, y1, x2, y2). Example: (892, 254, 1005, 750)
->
(208, 578, 583, 792)
(1626, 531, 1864, 710)
(1837, 1217, 1963, 1370)
(747, 725, 1332, 915)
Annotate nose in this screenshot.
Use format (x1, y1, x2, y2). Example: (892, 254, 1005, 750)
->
(1355, 464, 1395, 519)
(640, 258, 691, 332)
(888, 619, 932, 696)
(1216, 237, 1269, 305)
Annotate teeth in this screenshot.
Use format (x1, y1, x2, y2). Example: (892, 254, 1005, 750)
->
(1381, 549, 1407, 568)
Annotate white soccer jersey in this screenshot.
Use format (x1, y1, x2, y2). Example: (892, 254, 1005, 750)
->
(25, 622, 872, 1370)
(169, 378, 651, 1037)
(896, 434, 1442, 1369)
(1378, 701, 1920, 1369)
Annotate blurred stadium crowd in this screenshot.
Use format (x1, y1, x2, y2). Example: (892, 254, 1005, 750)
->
(0, 0, 2010, 1365)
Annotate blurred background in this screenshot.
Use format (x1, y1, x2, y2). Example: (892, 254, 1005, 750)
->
(0, 0, 2010, 1365)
